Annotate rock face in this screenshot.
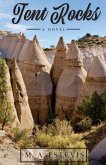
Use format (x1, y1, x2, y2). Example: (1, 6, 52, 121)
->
(89, 138, 106, 161)
(0, 32, 50, 72)
(1, 31, 106, 126)
(10, 59, 34, 129)
(0, 32, 52, 124)
(76, 55, 106, 109)
(12, 33, 26, 59)
(0, 58, 20, 127)
(82, 55, 106, 97)
(18, 37, 52, 124)
(55, 41, 87, 120)
(50, 37, 68, 86)
(28, 66, 53, 125)
(80, 45, 106, 71)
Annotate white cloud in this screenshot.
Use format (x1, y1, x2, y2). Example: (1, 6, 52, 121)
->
(5, 23, 33, 32)
(0, 13, 12, 19)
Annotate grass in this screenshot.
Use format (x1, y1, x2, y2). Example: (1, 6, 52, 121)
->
(35, 119, 86, 149)
(8, 127, 34, 149)
(2, 119, 90, 164)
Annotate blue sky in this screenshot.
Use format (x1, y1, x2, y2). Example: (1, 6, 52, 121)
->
(0, 0, 106, 48)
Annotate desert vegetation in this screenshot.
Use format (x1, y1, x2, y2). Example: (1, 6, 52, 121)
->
(77, 33, 106, 48)
(0, 58, 15, 130)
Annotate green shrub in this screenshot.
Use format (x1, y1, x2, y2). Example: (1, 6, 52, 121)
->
(35, 119, 88, 165)
(0, 101, 15, 130)
(35, 119, 86, 149)
(78, 91, 106, 124)
(76, 117, 92, 133)
(12, 127, 34, 148)
(85, 33, 91, 38)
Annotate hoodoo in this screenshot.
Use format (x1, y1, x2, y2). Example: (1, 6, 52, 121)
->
(0, 31, 52, 125)
(20, 38, 53, 124)
(33, 35, 45, 55)
(28, 67, 53, 124)
(10, 59, 34, 129)
(55, 41, 87, 120)
(18, 36, 50, 73)
(50, 36, 68, 86)
(80, 55, 106, 97)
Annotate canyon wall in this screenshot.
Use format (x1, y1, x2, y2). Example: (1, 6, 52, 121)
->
(0, 31, 106, 123)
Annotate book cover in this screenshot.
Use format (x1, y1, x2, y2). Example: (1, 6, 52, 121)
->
(0, 0, 106, 164)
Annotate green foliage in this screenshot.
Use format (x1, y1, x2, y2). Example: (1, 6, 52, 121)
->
(34, 119, 88, 164)
(35, 119, 86, 149)
(101, 90, 106, 104)
(12, 127, 34, 148)
(76, 117, 92, 133)
(78, 91, 106, 124)
(0, 100, 15, 130)
(0, 58, 15, 130)
(85, 33, 91, 37)
(0, 58, 8, 98)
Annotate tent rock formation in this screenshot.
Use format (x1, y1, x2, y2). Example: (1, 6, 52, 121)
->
(55, 41, 87, 121)
(50, 37, 68, 86)
(10, 59, 34, 129)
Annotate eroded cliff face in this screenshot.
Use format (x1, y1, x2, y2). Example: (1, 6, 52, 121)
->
(0, 31, 106, 124)
(76, 55, 106, 108)
(46, 45, 106, 72)
(80, 45, 106, 71)
(55, 42, 87, 121)
(10, 59, 34, 129)
(50, 37, 68, 86)
(0, 32, 52, 125)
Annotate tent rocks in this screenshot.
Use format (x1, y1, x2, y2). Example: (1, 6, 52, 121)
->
(18, 37, 53, 124)
(0, 31, 106, 124)
(28, 67, 53, 125)
(10, 59, 34, 129)
(51, 37, 68, 86)
(55, 41, 87, 120)
(76, 55, 106, 107)
(85, 55, 106, 96)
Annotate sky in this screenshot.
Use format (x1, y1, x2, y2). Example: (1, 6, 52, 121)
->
(0, 0, 106, 48)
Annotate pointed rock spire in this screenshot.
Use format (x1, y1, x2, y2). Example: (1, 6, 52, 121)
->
(33, 40, 49, 66)
(55, 41, 87, 121)
(66, 41, 81, 60)
(76, 55, 106, 106)
(10, 59, 34, 129)
(33, 35, 51, 67)
(56, 36, 68, 51)
(50, 37, 68, 86)
(65, 41, 82, 67)
(33, 35, 44, 52)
